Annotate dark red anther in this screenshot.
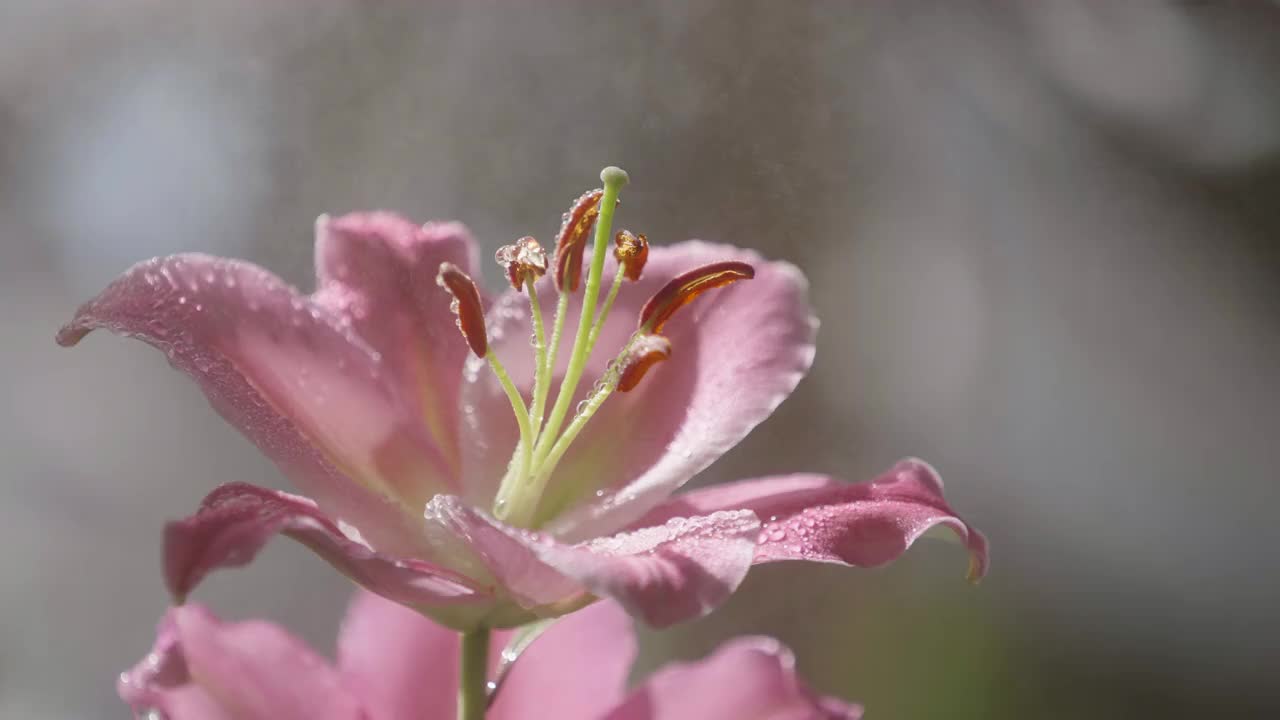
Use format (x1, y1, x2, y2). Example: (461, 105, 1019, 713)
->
(613, 230, 649, 282)
(553, 189, 604, 293)
(617, 334, 672, 392)
(496, 236, 547, 291)
(638, 261, 755, 333)
(435, 262, 488, 358)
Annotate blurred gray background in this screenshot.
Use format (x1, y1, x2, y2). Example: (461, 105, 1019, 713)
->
(3, 2, 1279, 718)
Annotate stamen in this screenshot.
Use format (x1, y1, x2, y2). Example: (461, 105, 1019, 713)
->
(552, 189, 604, 293)
(613, 230, 649, 282)
(639, 260, 754, 334)
(435, 262, 488, 358)
(583, 230, 648, 350)
(617, 333, 671, 392)
(495, 236, 547, 291)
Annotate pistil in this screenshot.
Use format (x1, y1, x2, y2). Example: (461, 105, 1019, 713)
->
(534, 166, 629, 466)
(496, 168, 628, 528)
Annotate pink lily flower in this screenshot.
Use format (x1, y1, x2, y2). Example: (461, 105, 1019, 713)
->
(58, 168, 987, 631)
(119, 593, 862, 720)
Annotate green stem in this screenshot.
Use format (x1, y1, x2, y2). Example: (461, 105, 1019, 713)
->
(533, 167, 628, 472)
(457, 627, 490, 720)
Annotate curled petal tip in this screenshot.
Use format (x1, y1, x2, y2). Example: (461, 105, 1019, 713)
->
(965, 529, 990, 583)
(54, 323, 89, 347)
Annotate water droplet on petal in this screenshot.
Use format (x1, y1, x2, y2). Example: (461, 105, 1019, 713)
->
(768, 527, 786, 541)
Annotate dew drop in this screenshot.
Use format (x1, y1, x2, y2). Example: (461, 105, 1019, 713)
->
(767, 526, 786, 541)
(177, 296, 187, 305)
(142, 709, 167, 720)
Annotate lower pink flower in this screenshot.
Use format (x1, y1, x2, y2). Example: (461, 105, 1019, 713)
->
(119, 593, 861, 720)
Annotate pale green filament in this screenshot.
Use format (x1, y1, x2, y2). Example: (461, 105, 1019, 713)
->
(488, 350, 534, 514)
(532, 290, 567, 437)
(587, 264, 627, 354)
(525, 280, 549, 446)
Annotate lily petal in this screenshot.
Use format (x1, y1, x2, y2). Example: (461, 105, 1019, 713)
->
(314, 213, 481, 484)
(462, 241, 817, 535)
(603, 637, 862, 720)
(337, 590, 461, 720)
(118, 604, 364, 720)
(636, 459, 990, 581)
(165, 483, 493, 631)
(490, 600, 636, 719)
(428, 496, 761, 627)
(56, 250, 456, 553)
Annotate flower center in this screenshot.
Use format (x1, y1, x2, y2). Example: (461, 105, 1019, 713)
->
(437, 166, 753, 529)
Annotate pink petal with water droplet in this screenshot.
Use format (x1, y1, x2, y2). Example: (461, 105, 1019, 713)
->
(635, 459, 989, 581)
(56, 238, 470, 554)
(426, 496, 761, 627)
(165, 483, 495, 631)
